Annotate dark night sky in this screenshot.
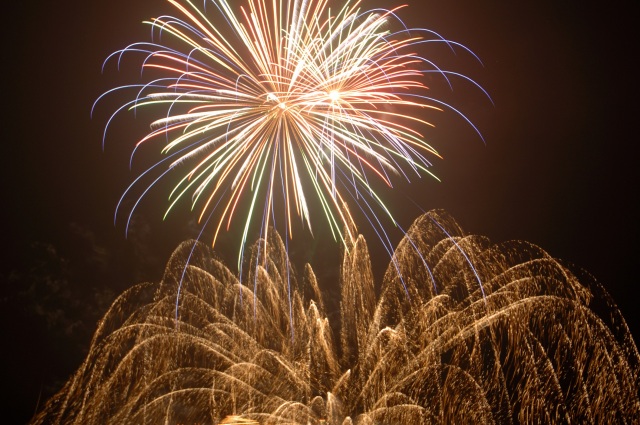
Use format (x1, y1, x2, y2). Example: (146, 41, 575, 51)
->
(2, 1, 638, 423)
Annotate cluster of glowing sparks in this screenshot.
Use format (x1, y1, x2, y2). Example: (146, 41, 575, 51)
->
(96, 0, 487, 268)
(30, 211, 640, 424)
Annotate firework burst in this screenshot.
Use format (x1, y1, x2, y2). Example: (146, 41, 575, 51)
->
(96, 0, 487, 269)
(29, 211, 640, 424)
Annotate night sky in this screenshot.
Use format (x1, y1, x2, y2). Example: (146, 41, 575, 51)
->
(3, 1, 638, 423)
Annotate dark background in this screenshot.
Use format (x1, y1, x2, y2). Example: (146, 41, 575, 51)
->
(2, 0, 637, 423)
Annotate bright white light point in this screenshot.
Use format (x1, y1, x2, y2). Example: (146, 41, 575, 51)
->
(329, 90, 340, 102)
(267, 93, 286, 110)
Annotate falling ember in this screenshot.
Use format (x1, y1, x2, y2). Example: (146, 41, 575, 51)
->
(218, 415, 259, 424)
(30, 211, 640, 424)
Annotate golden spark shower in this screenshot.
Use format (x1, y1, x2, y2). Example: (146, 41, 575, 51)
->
(94, 0, 487, 268)
(30, 211, 640, 424)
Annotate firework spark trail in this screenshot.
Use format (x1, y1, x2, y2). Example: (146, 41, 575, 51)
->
(29, 211, 640, 424)
(95, 0, 487, 274)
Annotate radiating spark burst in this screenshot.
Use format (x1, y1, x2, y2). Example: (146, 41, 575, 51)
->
(29, 211, 640, 424)
(95, 0, 488, 270)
